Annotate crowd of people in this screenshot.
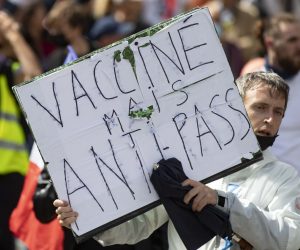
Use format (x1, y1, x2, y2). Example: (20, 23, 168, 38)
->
(1, 0, 300, 249)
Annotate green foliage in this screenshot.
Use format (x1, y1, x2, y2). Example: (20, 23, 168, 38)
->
(114, 50, 121, 62)
(140, 42, 150, 48)
(122, 46, 136, 75)
(129, 105, 154, 120)
(113, 46, 137, 79)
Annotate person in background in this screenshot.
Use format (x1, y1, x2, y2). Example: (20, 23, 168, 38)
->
(0, 8, 41, 82)
(217, 0, 262, 62)
(0, 9, 42, 250)
(185, 0, 245, 78)
(141, 0, 186, 27)
(18, 0, 57, 71)
(186, 0, 261, 63)
(249, 0, 300, 18)
(88, 0, 148, 48)
(241, 13, 300, 174)
(54, 72, 300, 249)
(42, 0, 98, 71)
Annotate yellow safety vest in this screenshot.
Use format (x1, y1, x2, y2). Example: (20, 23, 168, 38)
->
(0, 70, 28, 175)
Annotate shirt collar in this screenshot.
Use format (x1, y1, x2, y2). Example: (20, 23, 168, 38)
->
(264, 57, 296, 80)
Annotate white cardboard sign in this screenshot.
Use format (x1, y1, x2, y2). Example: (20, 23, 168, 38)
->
(14, 8, 261, 240)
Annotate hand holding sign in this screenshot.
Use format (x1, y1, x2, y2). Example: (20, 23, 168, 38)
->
(13, 8, 261, 241)
(54, 199, 77, 228)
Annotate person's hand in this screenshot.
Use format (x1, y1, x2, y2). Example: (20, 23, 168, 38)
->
(53, 199, 78, 228)
(0, 11, 20, 42)
(232, 233, 253, 249)
(182, 179, 218, 212)
(236, 238, 253, 250)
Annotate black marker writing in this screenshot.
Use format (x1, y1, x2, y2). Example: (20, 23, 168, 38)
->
(209, 94, 235, 146)
(103, 109, 124, 135)
(90, 147, 119, 209)
(178, 23, 214, 70)
(31, 81, 63, 127)
(138, 45, 155, 87)
(63, 158, 104, 230)
(93, 143, 135, 200)
(135, 150, 151, 193)
(225, 88, 250, 140)
(172, 113, 193, 169)
(195, 105, 222, 156)
(93, 60, 118, 100)
(150, 32, 185, 83)
(71, 70, 97, 116)
(152, 90, 161, 113)
(113, 58, 136, 94)
(172, 80, 188, 106)
(183, 15, 193, 23)
(108, 139, 135, 197)
(152, 132, 164, 159)
(128, 97, 138, 116)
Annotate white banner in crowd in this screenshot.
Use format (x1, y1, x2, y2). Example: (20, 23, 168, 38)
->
(14, 8, 261, 241)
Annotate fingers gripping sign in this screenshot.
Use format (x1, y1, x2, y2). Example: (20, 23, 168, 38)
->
(53, 199, 78, 228)
(182, 179, 218, 212)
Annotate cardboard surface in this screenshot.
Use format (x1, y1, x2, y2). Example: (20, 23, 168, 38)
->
(14, 8, 261, 240)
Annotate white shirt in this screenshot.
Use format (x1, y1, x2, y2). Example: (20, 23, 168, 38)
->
(95, 150, 300, 250)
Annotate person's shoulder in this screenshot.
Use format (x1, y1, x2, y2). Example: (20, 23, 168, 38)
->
(240, 57, 265, 75)
(268, 159, 298, 180)
(263, 150, 299, 178)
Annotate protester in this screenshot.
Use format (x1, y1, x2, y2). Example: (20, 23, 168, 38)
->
(250, 0, 300, 18)
(18, 0, 57, 71)
(241, 13, 300, 174)
(9, 143, 65, 250)
(190, 0, 262, 62)
(42, 0, 98, 71)
(88, 0, 148, 48)
(54, 71, 300, 249)
(184, 0, 245, 78)
(0, 9, 41, 250)
(141, 0, 186, 26)
(0, 9, 42, 82)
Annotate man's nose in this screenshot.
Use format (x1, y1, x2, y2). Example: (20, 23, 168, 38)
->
(263, 113, 274, 125)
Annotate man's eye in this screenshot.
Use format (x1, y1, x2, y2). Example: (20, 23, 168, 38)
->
(275, 110, 284, 116)
(256, 105, 265, 110)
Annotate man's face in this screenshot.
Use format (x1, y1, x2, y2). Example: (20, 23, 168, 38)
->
(273, 22, 300, 74)
(243, 83, 285, 137)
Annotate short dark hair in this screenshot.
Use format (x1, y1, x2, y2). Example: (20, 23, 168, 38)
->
(255, 13, 300, 50)
(64, 3, 89, 32)
(236, 71, 289, 111)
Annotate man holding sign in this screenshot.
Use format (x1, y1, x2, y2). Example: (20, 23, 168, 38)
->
(13, 7, 264, 242)
(55, 72, 300, 249)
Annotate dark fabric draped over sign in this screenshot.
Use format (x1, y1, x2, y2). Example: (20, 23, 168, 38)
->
(150, 158, 232, 250)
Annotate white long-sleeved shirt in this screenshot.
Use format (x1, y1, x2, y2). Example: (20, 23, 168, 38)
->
(94, 149, 300, 250)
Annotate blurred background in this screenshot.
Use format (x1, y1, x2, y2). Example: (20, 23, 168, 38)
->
(0, 0, 299, 249)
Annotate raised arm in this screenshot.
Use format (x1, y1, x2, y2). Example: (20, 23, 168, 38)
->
(0, 11, 42, 82)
